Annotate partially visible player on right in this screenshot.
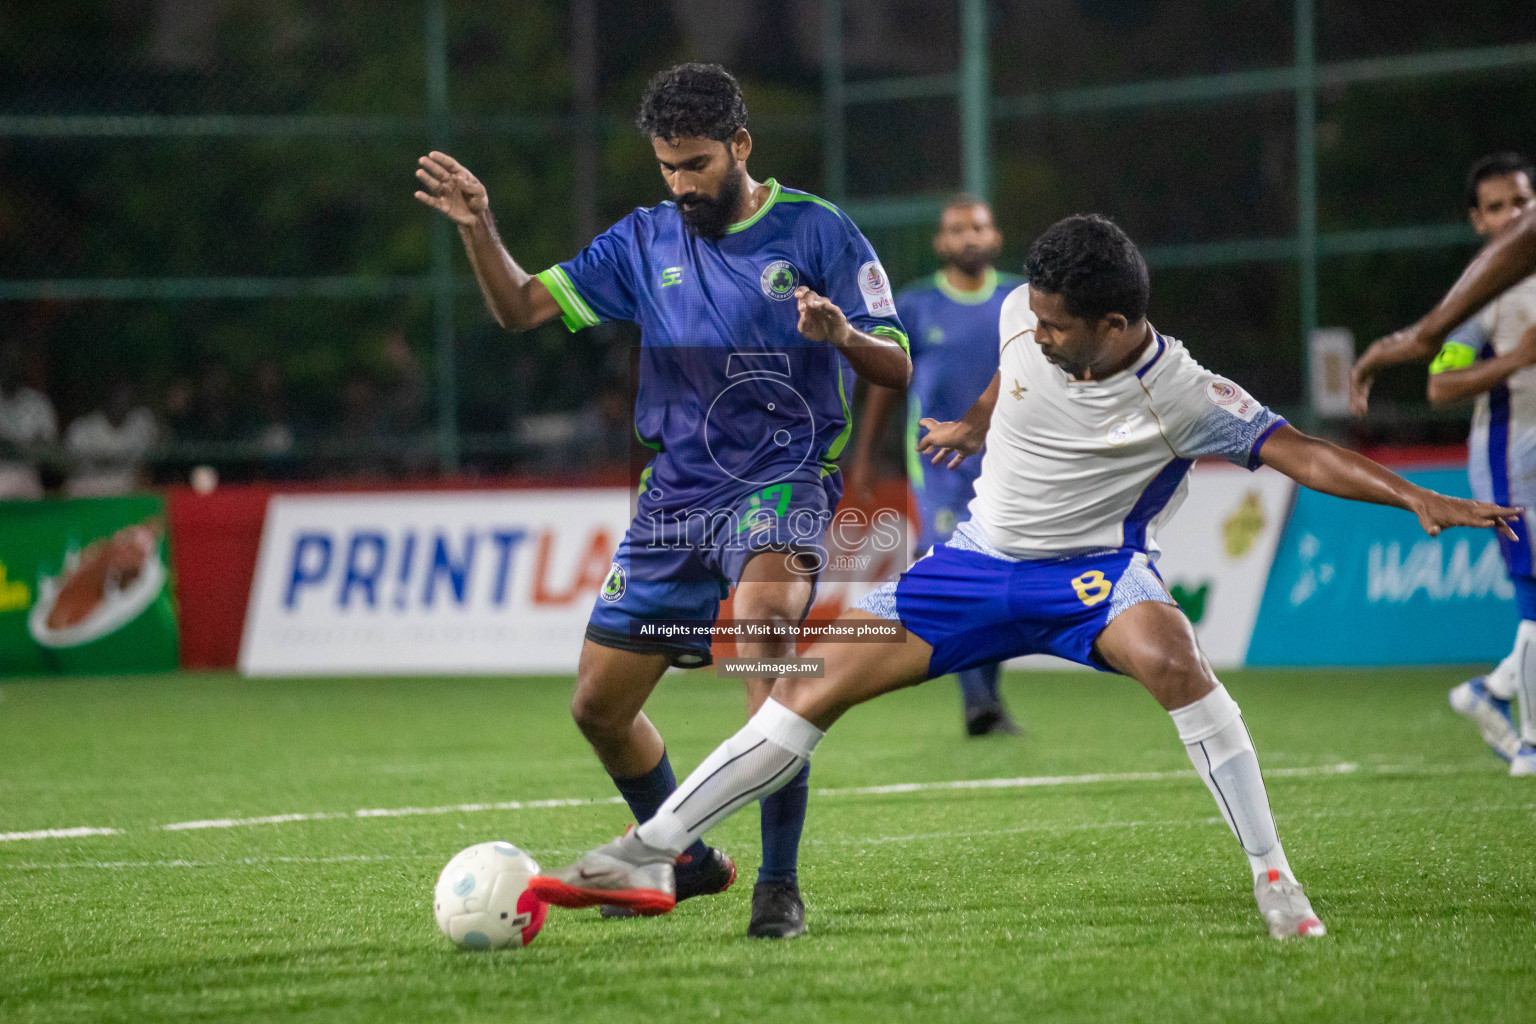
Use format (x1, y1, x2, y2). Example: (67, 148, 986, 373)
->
(1351, 152, 1536, 774)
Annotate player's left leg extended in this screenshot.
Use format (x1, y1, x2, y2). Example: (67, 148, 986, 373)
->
(529, 612, 935, 915)
(1092, 601, 1325, 940)
(732, 548, 817, 938)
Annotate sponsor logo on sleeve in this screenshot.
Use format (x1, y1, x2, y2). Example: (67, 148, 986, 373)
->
(858, 261, 896, 318)
(1206, 378, 1262, 422)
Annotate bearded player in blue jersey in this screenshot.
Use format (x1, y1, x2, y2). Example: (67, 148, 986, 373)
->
(849, 195, 1023, 736)
(414, 63, 910, 938)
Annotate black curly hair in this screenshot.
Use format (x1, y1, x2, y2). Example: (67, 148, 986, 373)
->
(1466, 151, 1534, 209)
(636, 63, 748, 143)
(1024, 214, 1149, 323)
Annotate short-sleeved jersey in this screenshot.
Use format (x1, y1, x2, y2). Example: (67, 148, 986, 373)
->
(536, 178, 908, 511)
(970, 285, 1286, 559)
(897, 268, 1023, 491)
(1429, 273, 1536, 512)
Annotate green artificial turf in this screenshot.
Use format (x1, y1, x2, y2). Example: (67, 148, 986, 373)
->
(0, 667, 1532, 1023)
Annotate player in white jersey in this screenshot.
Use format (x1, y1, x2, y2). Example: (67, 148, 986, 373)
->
(1352, 152, 1536, 775)
(530, 215, 1519, 940)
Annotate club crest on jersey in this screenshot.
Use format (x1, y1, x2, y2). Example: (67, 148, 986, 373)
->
(761, 260, 798, 300)
(600, 562, 626, 603)
(1105, 419, 1133, 446)
(1206, 379, 1262, 422)
(858, 260, 896, 317)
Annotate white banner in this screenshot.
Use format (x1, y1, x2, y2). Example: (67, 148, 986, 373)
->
(1153, 464, 1295, 667)
(240, 490, 632, 676)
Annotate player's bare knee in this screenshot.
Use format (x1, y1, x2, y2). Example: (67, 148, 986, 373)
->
(1132, 647, 1215, 708)
(569, 690, 631, 744)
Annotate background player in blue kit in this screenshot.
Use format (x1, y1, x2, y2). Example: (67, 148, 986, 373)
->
(414, 63, 910, 938)
(849, 195, 1023, 736)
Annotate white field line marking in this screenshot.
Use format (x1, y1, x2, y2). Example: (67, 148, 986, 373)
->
(10, 801, 1532, 872)
(3, 854, 406, 871)
(0, 760, 1495, 844)
(0, 827, 123, 843)
(162, 796, 628, 832)
(814, 761, 1366, 798)
(820, 799, 1536, 848)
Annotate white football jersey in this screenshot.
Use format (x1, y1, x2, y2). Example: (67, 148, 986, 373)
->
(1453, 274, 1536, 510)
(968, 285, 1285, 559)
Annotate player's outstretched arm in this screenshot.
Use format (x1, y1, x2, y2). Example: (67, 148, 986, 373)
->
(1351, 213, 1536, 416)
(914, 371, 999, 469)
(1257, 423, 1521, 540)
(1427, 324, 1536, 406)
(413, 151, 561, 332)
(794, 286, 911, 389)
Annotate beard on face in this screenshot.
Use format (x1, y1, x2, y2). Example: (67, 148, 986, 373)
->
(673, 169, 745, 240)
(945, 242, 1000, 277)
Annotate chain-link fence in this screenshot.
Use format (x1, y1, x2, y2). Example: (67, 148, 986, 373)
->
(2, 0, 1532, 494)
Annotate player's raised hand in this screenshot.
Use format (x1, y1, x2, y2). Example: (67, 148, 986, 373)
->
(1347, 357, 1376, 417)
(414, 151, 488, 227)
(915, 417, 983, 469)
(1413, 492, 1523, 541)
(795, 286, 850, 346)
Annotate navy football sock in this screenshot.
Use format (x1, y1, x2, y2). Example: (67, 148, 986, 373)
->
(957, 662, 1001, 710)
(757, 761, 810, 885)
(611, 750, 708, 867)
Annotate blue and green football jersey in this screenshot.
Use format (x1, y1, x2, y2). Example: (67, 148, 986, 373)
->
(537, 178, 908, 512)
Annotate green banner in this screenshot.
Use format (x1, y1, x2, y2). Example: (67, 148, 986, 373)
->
(0, 496, 179, 676)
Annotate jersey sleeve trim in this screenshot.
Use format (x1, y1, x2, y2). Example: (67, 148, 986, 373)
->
(776, 188, 840, 216)
(1428, 340, 1478, 375)
(868, 323, 911, 356)
(1246, 417, 1288, 470)
(535, 266, 601, 332)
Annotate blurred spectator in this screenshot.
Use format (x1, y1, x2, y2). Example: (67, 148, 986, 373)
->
(0, 342, 58, 499)
(337, 372, 387, 477)
(161, 376, 198, 443)
(166, 363, 237, 444)
(64, 379, 158, 497)
(381, 332, 427, 436)
(247, 359, 297, 459)
(380, 332, 430, 475)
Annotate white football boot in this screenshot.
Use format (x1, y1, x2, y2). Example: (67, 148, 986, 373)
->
(528, 832, 677, 915)
(1448, 676, 1520, 762)
(1510, 744, 1536, 777)
(1254, 870, 1326, 940)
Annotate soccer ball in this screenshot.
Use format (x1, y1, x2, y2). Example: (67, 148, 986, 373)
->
(433, 841, 548, 950)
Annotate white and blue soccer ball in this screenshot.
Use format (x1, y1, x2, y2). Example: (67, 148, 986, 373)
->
(433, 841, 548, 950)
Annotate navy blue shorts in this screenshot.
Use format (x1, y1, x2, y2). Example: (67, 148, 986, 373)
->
(857, 523, 1174, 678)
(586, 477, 835, 667)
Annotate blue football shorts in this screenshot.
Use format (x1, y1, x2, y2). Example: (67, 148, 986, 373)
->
(856, 520, 1176, 677)
(586, 475, 835, 667)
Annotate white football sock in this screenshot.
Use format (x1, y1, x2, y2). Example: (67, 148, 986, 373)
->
(636, 699, 825, 856)
(1515, 620, 1536, 746)
(1170, 684, 1294, 883)
(1485, 642, 1519, 701)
